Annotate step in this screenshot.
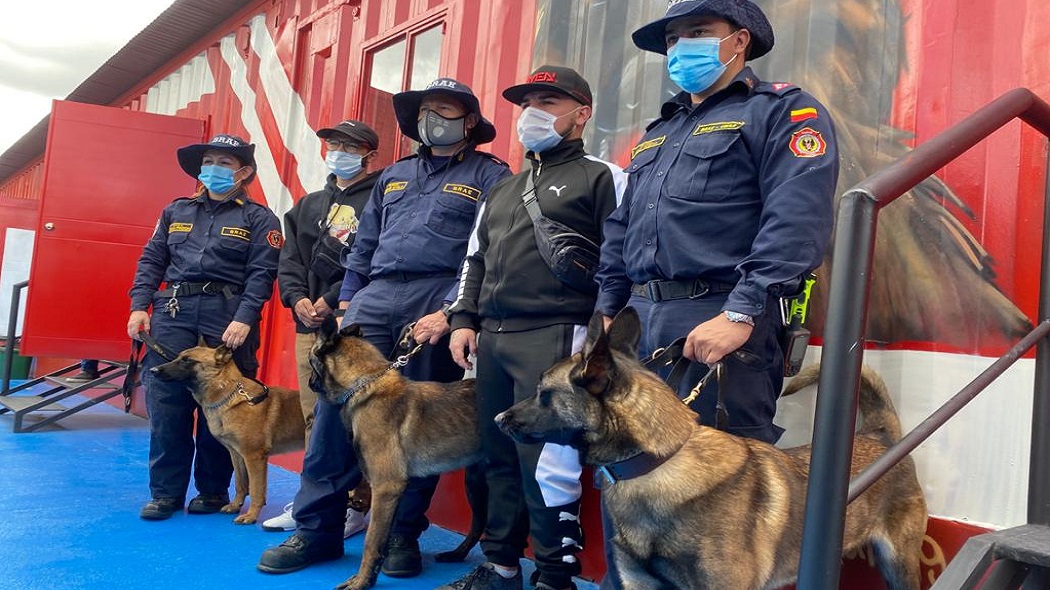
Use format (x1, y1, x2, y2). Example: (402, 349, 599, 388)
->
(42, 376, 119, 390)
(988, 524, 1050, 569)
(0, 396, 67, 412)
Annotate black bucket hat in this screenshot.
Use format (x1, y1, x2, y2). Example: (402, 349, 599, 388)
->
(177, 134, 257, 181)
(502, 65, 593, 106)
(316, 119, 380, 150)
(392, 78, 497, 145)
(632, 0, 775, 59)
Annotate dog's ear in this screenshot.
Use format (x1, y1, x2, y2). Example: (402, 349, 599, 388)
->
(214, 345, 233, 366)
(338, 323, 364, 339)
(318, 316, 339, 341)
(582, 311, 607, 356)
(574, 327, 613, 397)
(607, 307, 641, 356)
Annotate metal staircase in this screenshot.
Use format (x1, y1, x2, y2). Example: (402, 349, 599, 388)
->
(0, 360, 129, 432)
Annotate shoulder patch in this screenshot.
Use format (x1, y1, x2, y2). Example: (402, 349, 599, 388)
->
(757, 82, 801, 96)
(789, 127, 828, 158)
(790, 107, 819, 123)
(266, 229, 284, 249)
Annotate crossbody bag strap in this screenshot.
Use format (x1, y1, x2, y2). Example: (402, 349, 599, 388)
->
(521, 167, 545, 223)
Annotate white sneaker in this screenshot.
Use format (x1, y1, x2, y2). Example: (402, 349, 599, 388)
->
(261, 502, 296, 532)
(344, 507, 370, 538)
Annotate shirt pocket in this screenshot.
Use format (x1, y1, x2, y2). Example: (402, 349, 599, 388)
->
(665, 132, 742, 201)
(166, 231, 191, 248)
(217, 231, 251, 263)
(425, 192, 477, 239)
(625, 144, 659, 174)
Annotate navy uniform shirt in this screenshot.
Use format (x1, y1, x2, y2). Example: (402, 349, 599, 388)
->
(596, 67, 839, 318)
(341, 147, 510, 298)
(130, 189, 283, 325)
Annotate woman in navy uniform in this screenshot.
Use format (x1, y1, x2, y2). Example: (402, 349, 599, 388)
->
(258, 78, 510, 578)
(127, 134, 282, 521)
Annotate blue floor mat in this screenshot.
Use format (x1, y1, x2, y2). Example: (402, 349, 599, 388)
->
(0, 396, 596, 590)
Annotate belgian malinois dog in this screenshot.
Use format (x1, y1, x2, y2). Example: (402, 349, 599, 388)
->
(497, 308, 927, 590)
(309, 320, 483, 590)
(151, 344, 306, 525)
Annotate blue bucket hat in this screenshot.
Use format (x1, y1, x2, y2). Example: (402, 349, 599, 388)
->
(177, 134, 257, 182)
(632, 0, 775, 59)
(392, 78, 498, 145)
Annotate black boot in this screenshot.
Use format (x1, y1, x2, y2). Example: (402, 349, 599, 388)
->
(381, 534, 422, 577)
(257, 533, 344, 574)
(139, 498, 183, 520)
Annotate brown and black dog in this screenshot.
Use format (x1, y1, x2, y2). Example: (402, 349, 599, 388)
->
(497, 308, 927, 590)
(151, 344, 306, 525)
(309, 320, 484, 590)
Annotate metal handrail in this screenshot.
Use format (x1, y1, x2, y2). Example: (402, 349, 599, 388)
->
(2, 280, 29, 396)
(797, 88, 1050, 589)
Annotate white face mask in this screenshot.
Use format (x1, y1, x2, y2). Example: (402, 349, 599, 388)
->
(516, 106, 582, 153)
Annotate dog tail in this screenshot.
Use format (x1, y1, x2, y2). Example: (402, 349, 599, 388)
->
(783, 363, 902, 442)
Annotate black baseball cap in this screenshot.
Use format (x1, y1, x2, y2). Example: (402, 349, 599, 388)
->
(502, 65, 593, 106)
(392, 78, 497, 145)
(176, 134, 257, 182)
(632, 0, 775, 59)
(316, 119, 380, 150)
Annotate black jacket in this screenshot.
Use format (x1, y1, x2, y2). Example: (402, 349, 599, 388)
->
(278, 171, 380, 333)
(449, 139, 623, 332)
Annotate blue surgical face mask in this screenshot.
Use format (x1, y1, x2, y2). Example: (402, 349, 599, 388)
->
(667, 34, 737, 94)
(516, 106, 582, 154)
(326, 150, 364, 180)
(197, 165, 240, 194)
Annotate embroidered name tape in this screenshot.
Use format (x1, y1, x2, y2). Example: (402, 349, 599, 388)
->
(631, 136, 666, 159)
(221, 227, 252, 241)
(384, 181, 408, 195)
(442, 183, 481, 201)
(169, 222, 193, 233)
(693, 121, 745, 135)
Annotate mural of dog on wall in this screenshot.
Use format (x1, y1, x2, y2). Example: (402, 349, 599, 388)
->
(534, 0, 1032, 349)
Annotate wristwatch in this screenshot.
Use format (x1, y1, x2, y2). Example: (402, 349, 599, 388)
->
(724, 310, 755, 326)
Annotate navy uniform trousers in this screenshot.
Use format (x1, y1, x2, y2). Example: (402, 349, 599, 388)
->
(292, 275, 461, 545)
(599, 291, 785, 590)
(141, 291, 260, 502)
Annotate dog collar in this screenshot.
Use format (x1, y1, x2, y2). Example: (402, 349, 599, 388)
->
(203, 380, 269, 410)
(594, 451, 676, 490)
(333, 369, 391, 405)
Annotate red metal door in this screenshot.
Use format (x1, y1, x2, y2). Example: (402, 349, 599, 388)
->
(20, 101, 205, 360)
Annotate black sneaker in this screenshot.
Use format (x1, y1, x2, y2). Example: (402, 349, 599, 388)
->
(381, 534, 423, 578)
(139, 498, 183, 520)
(436, 563, 524, 590)
(257, 533, 344, 574)
(66, 371, 100, 383)
(187, 493, 230, 514)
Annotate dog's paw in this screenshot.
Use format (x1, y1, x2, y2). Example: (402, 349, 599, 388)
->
(232, 513, 257, 525)
(220, 503, 241, 514)
(336, 573, 374, 590)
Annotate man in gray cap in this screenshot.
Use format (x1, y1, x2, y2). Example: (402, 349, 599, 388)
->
(594, 1, 838, 586)
(264, 119, 383, 537)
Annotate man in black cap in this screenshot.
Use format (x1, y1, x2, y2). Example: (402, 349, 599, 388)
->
(264, 119, 382, 537)
(258, 79, 510, 578)
(127, 134, 282, 521)
(594, 2, 838, 586)
(438, 65, 625, 590)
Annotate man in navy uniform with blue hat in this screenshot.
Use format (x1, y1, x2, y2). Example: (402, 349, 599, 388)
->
(258, 78, 510, 578)
(127, 134, 282, 521)
(595, 1, 838, 585)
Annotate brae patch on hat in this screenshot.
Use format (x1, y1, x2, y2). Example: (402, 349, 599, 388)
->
(789, 127, 827, 158)
(267, 230, 284, 249)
